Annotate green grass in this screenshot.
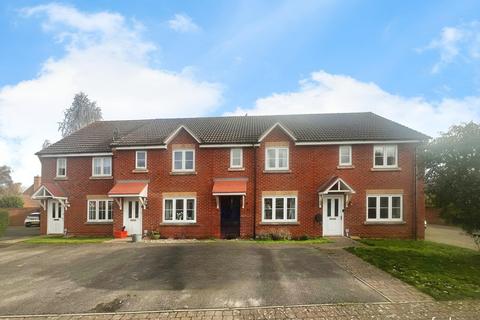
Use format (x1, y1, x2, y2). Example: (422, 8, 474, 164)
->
(252, 237, 331, 244)
(346, 239, 480, 300)
(0, 209, 8, 237)
(24, 235, 112, 244)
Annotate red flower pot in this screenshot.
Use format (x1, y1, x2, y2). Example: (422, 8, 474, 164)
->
(114, 230, 128, 239)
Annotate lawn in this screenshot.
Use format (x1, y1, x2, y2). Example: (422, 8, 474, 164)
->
(0, 210, 8, 237)
(24, 235, 112, 244)
(346, 239, 480, 300)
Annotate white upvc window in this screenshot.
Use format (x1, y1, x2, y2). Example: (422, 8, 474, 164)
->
(172, 149, 195, 172)
(366, 195, 403, 221)
(87, 199, 113, 222)
(56, 158, 67, 177)
(163, 197, 196, 223)
(135, 151, 147, 170)
(373, 145, 398, 168)
(262, 196, 297, 222)
(92, 157, 112, 176)
(230, 148, 243, 168)
(265, 147, 289, 170)
(339, 145, 352, 166)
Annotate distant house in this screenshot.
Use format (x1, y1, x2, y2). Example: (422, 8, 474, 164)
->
(22, 176, 41, 208)
(32, 112, 429, 239)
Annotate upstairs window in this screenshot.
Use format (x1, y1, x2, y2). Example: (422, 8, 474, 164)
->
(135, 151, 147, 170)
(374, 145, 397, 168)
(339, 146, 352, 166)
(230, 148, 243, 168)
(173, 149, 195, 172)
(56, 158, 67, 177)
(367, 195, 402, 221)
(92, 157, 112, 176)
(265, 147, 289, 170)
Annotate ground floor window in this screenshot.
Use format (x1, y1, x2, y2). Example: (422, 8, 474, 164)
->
(163, 198, 196, 223)
(88, 199, 113, 222)
(262, 196, 297, 222)
(366, 195, 402, 221)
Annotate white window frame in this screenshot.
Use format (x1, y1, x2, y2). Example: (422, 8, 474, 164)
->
(56, 158, 67, 177)
(338, 145, 352, 166)
(262, 196, 297, 222)
(373, 145, 398, 168)
(87, 199, 113, 222)
(163, 197, 197, 223)
(92, 157, 112, 177)
(265, 147, 289, 171)
(230, 148, 243, 168)
(172, 149, 195, 172)
(366, 194, 403, 222)
(135, 151, 147, 170)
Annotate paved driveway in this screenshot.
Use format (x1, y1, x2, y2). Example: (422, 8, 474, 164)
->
(0, 242, 385, 315)
(0, 226, 39, 242)
(426, 224, 477, 250)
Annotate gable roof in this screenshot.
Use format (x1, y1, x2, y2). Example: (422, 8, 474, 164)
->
(37, 112, 430, 155)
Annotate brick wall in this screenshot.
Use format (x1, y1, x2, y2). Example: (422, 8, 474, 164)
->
(38, 127, 425, 239)
(7, 208, 41, 226)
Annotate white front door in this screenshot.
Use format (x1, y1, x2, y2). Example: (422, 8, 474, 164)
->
(323, 195, 344, 236)
(124, 200, 142, 235)
(47, 200, 64, 234)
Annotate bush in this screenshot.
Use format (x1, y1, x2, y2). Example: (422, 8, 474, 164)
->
(296, 234, 310, 241)
(255, 232, 273, 241)
(0, 210, 9, 237)
(255, 229, 292, 241)
(0, 195, 23, 208)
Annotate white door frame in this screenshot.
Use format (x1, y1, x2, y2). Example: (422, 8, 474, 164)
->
(322, 195, 344, 236)
(123, 199, 143, 235)
(47, 199, 64, 234)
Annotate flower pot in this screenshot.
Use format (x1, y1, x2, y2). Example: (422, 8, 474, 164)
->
(114, 230, 128, 239)
(132, 234, 142, 242)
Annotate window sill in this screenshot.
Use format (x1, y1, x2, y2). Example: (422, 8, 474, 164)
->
(363, 221, 406, 225)
(370, 167, 401, 172)
(132, 169, 149, 173)
(263, 170, 292, 174)
(54, 177, 68, 180)
(260, 222, 299, 225)
(85, 221, 113, 225)
(337, 165, 354, 170)
(170, 171, 197, 176)
(160, 222, 197, 226)
(228, 167, 245, 171)
(90, 176, 113, 180)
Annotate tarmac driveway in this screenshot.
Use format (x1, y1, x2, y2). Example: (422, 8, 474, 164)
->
(0, 242, 385, 315)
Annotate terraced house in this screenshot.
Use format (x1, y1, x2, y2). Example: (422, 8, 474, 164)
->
(32, 112, 429, 239)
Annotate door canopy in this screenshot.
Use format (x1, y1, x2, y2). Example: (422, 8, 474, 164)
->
(317, 176, 355, 208)
(108, 181, 148, 209)
(31, 182, 69, 210)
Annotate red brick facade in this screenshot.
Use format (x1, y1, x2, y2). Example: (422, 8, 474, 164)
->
(38, 127, 425, 239)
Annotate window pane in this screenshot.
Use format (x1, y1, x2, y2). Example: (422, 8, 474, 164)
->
(137, 152, 146, 168)
(231, 149, 242, 167)
(392, 196, 401, 219)
(134, 201, 139, 219)
(374, 147, 384, 166)
(185, 153, 194, 169)
(128, 201, 133, 219)
(103, 158, 112, 175)
(334, 198, 339, 217)
(176, 199, 184, 220)
(367, 197, 377, 219)
(392, 208, 401, 219)
(278, 149, 288, 168)
(99, 201, 106, 220)
(94, 158, 102, 175)
(386, 146, 396, 166)
(327, 199, 332, 217)
(267, 149, 276, 168)
(89, 201, 96, 220)
(287, 198, 296, 220)
(186, 199, 195, 220)
(264, 198, 272, 219)
(174, 151, 183, 170)
(275, 198, 284, 219)
(165, 200, 173, 220)
(380, 197, 389, 219)
(107, 201, 113, 220)
(368, 197, 377, 208)
(58, 205, 62, 219)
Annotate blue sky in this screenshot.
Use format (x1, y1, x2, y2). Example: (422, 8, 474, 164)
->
(0, 0, 480, 184)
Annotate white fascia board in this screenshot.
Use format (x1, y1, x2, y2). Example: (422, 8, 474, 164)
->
(39, 152, 113, 158)
(199, 144, 255, 148)
(296, 140, 421, 146)
(115, 145, 167, 150)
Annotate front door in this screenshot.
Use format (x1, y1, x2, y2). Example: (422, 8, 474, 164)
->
(323, 195, 344, 236)
(124, 200, 142, 235)
(47, 200, 64, 234)
(220, 196, 241, 239)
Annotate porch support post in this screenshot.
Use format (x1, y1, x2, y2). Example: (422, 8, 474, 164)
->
(242, 195, 245, 209)
(215, 196, 219, 209)
(115, 198, 123, 210)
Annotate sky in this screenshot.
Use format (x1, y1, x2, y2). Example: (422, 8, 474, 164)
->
(1, 0, 480, 186)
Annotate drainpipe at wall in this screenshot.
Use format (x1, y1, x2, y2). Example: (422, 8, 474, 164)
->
(413, 144, 418, 240)
(252, 144, 258, 239)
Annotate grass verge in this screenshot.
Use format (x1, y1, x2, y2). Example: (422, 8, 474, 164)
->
(0, 209, 9, 237)
(346, 239, 480, 300)
(24, 235, 112, 244)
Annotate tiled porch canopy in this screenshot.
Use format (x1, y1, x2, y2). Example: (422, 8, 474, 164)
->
(108, 182, 148, 209)
(212, 178, 248, 208)
(31, 182, 69, 210)
(317, 176, 355, 208)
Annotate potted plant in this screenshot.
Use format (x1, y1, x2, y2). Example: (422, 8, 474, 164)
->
(149, 230, 161, 240)
(114, 226, 128, 239)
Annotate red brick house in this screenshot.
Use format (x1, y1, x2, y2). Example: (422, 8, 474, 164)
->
(32, 112, 429, 239)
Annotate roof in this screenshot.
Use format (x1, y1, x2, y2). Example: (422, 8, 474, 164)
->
(108, 182, 148, 197)
(32, 182, 67, 199)
(37, 112, 430, 155)
(212, 179, 248, 195)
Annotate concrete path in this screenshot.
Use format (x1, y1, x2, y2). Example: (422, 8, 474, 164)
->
(425, 224, 478, 250)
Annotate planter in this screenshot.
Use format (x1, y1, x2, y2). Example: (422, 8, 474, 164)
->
(132, 234, 142, 242)
(114, 230, 128, 239)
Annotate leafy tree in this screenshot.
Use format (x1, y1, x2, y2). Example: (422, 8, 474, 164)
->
(0, 166, 13, 190)
(58, 92, 102, 137)
(0, 195, 23, 208)
(423, 122, 480, 236)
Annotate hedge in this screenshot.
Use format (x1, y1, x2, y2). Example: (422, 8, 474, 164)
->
(0, 210, 8, 237)
(0, 195, 24, 208)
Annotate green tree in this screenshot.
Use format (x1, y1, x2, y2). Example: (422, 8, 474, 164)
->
(0, 195, 23, 208)
(424, 122, 480, 234)
(58, 92, 102, 137)
(0, 165, 13, 192)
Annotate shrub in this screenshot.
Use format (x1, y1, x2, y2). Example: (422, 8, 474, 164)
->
(255, 232, 272, 241)
(0, 210, 9, 237)
(296, 234, 310, 241)
(0, 195, 23, 208)
(271, 229, 291, 241)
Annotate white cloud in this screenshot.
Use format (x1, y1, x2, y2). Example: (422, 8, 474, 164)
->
(0, 3, 221, 186)
(422, 21, 480, 73)
(228, 71, 480, 137)
(168, 14, 200, 33)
